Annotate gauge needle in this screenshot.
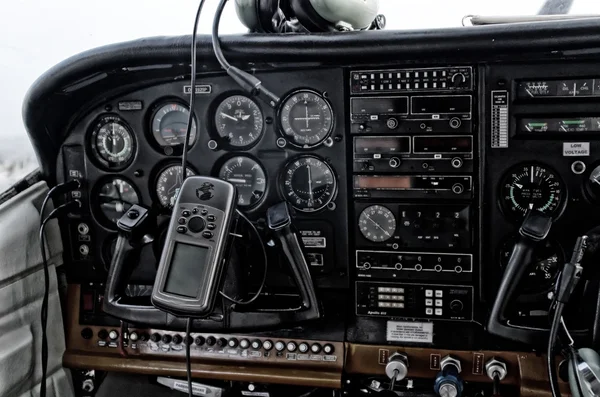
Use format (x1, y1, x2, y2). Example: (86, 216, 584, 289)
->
(228, 178, 247, 183)
(305, 104, 310, 129)
(307, 164, 313, 200)
(365, 215, 391, 236)
(514, 183, 523, 189)
(221, 113, 238, 122)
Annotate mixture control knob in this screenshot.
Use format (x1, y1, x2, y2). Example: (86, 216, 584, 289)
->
(172, 334, 183, 345)
(194, 336, 206, 346)
(485, 358, 507, 381)
(450, 300, 464, 313)
(228, 338, 239, 348)
(323, 344, 335, 354)
(217, 338, 228, 348)
(150, 333, 161, 343)
(385, 352, 409, 382)
(108, 330, 119, 341)
(451, 183, 464, 195)
(275, 341, 285, 352)
(161, 334, 172, 344)
(206, 336, 216, 346)
(435, 355, 464, 397)
(129, 331, 139, 342)
(389, 157, 401, 168)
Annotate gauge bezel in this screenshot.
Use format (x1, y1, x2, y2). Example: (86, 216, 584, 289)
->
(211, 93, 265, 149)
(92, 175, 141, 230)
(358, 205, 397, 243)
(88, 114, 137, 171)
(497, 162, 567, 222)
(279, 155, 338, 213)
(277, 89, 334, 149)
(214, 154, 268, 210)
(151, 162, 198, 210)
(148, 99, 198, 155)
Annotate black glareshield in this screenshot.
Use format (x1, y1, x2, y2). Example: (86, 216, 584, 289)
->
(152, 176, 237, 317)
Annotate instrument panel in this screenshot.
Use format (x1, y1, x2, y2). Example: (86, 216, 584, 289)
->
(59, 69, 349, 295)
(54, 58, 600, 389)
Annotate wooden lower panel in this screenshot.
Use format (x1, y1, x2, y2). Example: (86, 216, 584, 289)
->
(345, 343, 571, 396)
(63, 351, 341, 388)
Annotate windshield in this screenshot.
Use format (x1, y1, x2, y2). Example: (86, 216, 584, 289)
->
(1, 0, 599, 191)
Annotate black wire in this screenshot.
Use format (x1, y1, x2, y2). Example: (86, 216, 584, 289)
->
(186, 317, 193, 397)
(182, 0, 207, 183)
(548, 301, 565, 397)
(212, 0, 232, 72)
(39, 201, 79, 397)
(219, 210, 268, 305)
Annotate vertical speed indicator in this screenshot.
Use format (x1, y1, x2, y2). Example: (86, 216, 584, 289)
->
(499, 163, 566, 219)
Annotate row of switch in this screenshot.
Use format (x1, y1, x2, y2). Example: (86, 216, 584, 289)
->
(84, 329, 334, 354)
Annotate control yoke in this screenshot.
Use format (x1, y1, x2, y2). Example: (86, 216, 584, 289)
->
(103, 202, 320, 329)
(487, 210, 553, 343)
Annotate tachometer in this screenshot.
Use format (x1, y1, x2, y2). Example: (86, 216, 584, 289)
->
(358, 205, 396, 242)
(281, 156, 336, 212)
(218, 156, 266, 208)
(97, 178, 140, 225)
(499, 163, 565, 219)
(155, 165, 196, 208)
(90, 115, 135, 170)
(279, 90, 333, 148)
(151, 103, 197, 147)
(214, 95, 264, 148)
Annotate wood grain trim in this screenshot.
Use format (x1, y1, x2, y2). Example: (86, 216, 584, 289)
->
(346, 343, 571, 396)
(63, 351, 341, 388)
(64, 284, 342, 388)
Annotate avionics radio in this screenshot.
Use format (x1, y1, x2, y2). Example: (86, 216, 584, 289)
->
(353, 135, 473, 173)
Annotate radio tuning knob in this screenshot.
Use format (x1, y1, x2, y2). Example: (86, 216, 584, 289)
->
(451, 157, 464, 169)
(451, 72, 466, 86)
(452, 183, 465, 195)
(389, 157, 401, 169)
(450, 300, 464, 313)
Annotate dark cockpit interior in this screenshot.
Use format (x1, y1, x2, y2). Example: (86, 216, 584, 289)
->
(8, 1, 600, 396)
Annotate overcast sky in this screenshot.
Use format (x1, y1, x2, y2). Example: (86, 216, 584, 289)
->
(1, 0, 599, 168)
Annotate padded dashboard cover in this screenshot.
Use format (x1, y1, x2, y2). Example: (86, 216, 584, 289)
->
(21, 18, 600, 184)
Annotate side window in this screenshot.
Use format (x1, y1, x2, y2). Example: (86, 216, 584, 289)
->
(0, 1, 246, 193)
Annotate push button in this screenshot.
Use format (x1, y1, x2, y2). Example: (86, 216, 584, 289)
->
(187, 217, 206, 233)
(178, 217, 187, 225)
(201, 209, 208, 215)
(207, 223, 216, 230)
(202, 231, 213, 239)
(177, 226, 187, 234)
(207, 214, 216, 222)
(182, 210, 191, 217)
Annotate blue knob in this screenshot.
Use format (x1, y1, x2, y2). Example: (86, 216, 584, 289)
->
(434, 366, 463, 397)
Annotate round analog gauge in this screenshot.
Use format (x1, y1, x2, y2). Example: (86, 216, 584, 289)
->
(281, 156, 336, 212)
(91, 115, 135, 169)
(97, 178, 140, 225)
(279, 90, 333, 148)
(358, 205, 397, 242)
(499, 163, 565, 219)
(500, 237, 562, 293)
(155, 165, 196, 208)
(215, 95, 264, 147)
(151, 103, 197, 147)
(218, 156, 267, 208)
